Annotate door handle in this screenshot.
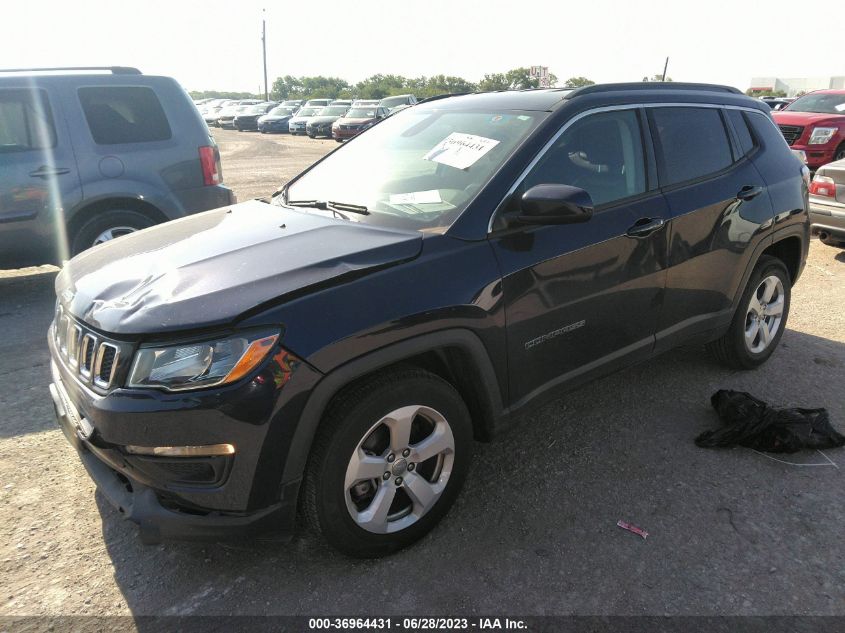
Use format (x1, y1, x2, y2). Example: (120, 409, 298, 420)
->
(626, 217, 665, 238)
(29, 166, 70, 178)
(737, 185, 764, 201)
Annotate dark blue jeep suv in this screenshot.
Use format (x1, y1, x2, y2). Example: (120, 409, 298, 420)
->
(48, 84, 810, 557)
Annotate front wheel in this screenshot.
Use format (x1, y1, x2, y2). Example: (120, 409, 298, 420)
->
(302, 369, 472, 557)
(707, 255, 791, 369)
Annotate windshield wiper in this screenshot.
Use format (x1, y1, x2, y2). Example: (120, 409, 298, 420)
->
(287, 200, 370, 216)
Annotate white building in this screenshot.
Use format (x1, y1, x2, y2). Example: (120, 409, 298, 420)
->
(749, 76, 845, 97)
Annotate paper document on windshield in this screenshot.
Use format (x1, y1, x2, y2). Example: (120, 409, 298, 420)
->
(424, 133, 500, 170)
(389, 190, 443, 205)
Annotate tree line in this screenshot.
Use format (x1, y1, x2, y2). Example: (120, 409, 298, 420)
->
(189, 69, 596, 101)
(190, 70, 682, 101)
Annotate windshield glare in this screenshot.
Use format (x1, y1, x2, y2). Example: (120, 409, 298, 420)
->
(296, 108, 320, 117)
(381, 97, 406, 108)
(282, 108, 543, 232)
(269, 106, 296, 116)
(785, 93, 845, 114)
(346, 108, 376, 118)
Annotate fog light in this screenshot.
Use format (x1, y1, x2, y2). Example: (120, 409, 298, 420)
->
(124, 444, 235, 457)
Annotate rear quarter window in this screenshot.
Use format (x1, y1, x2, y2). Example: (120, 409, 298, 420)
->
(726, 109, 756, 156)
(651, 107, 733, 187)
(78, 86, 171, 145)
(0, 89, 56, 152)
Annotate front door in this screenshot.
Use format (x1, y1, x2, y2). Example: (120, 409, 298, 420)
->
(489, 108, 668, 407)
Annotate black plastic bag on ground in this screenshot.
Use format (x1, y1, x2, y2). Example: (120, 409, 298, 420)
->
(696, 390, 845, 453)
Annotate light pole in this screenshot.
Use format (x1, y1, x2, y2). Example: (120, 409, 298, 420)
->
(262, 9, 269, 100)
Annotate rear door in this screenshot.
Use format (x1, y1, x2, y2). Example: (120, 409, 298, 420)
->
(0, 85, 81, 265)
(490, 107, 669, 406)
(648, 105, 775, 352)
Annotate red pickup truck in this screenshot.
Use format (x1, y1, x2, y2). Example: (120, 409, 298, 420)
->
(772, 89, 845, 170)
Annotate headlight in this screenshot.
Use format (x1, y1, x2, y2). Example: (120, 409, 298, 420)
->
(128, 331, 279, 391)
(808, 127, 838, 145)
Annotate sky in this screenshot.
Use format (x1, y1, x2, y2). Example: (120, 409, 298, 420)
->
(1, 0, 842, 94)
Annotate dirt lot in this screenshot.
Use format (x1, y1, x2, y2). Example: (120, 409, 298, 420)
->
(1, 129, 844, 619)
(212, 128, 338, 201)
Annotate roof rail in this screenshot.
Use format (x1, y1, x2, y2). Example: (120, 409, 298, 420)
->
(565, 82, 742, 99)
(0, 66, 142, 75)
(416, 92, 473, 104)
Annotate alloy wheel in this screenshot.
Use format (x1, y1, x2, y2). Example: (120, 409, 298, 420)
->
(344, 405, 455, 534)
(93, 226, 138, 246)
(744, 275, 785, 354)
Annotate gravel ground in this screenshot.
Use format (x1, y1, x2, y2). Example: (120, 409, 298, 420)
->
(1, 129, 844, 619)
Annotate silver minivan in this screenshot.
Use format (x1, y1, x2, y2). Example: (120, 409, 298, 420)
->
(0, 66, 235, 267)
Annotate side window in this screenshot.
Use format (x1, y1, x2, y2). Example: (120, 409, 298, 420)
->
(650, 107, 733, 186)
(0, 89, 57, 153)
(78, 86, 171, 145)
(520, 109, 647, 207)
(726, 109, 755, 156)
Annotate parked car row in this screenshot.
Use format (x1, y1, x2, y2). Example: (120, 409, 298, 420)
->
(197, 95, 418, 142)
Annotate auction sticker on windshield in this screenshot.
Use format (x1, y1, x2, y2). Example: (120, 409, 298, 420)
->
(424, 132, 500, 170)
(389, 190, 443, 204)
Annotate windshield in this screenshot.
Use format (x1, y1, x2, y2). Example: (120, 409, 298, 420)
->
(318, 106, 349, 116)
(785, 93, 845, 114)
(248, 105, 268, 114)
(283, 100, 301, 106)
(296, 108, 320, 117)
(269, 106, 296, 116)
(381, 97, 408, 108)
(346, 108, 376, 118)
(281, 108, 544, 232)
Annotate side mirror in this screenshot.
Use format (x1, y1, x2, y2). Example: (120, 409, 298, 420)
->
(517, 184, 594, 225)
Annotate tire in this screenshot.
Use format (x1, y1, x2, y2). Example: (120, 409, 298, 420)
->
(307, 134, 316, 139)
(71, 209, 157, 257)
(834, 143, 845, 163)
(302, 368, 472, 558)
(335, 139, 343, 143)
(707, 255, 791, 369)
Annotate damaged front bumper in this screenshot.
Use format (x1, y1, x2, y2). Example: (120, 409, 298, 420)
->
(48, 354, 300, 543)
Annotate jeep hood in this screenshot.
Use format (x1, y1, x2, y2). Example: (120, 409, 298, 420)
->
(56, 200, 422, 335)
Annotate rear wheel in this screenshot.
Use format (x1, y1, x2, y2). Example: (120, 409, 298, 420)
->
(834, 143, 845, 162)
(707, 255, 791, 369)
(71, 209, 156, 256)
(302, 369, 472, 557)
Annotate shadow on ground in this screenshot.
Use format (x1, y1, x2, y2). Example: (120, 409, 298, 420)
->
(97, 328, 845, 618)
(0, 268, 58, 438)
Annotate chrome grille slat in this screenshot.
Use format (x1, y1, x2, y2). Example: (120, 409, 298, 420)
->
(66, 323, 82, 368)
(79, 334, 97, 378)
(93, 343, 119, 389)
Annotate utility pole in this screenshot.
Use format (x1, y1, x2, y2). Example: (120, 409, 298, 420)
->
(661, 57, 669, 82)
(261, 9, 269, 100)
